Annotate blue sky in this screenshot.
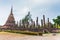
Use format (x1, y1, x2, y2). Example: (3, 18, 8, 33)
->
(0, 0, 60, 25)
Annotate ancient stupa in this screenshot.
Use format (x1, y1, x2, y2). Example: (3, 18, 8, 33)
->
(3, 7, 16, 29)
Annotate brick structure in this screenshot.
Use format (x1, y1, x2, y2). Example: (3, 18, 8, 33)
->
(3, 7, 16, 29)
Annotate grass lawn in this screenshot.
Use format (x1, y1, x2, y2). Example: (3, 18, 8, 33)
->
(0, 31, 28, 37)
(4, 30, 43, 36)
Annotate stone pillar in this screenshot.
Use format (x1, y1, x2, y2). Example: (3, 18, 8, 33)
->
(36, 17, 38, 26)
(33, 21, 35, 31)
(36, 17, 39, 28)
(43, 15, 46, 28)
(33, 21, 35, 28)
(17, 21, 18, 27)
(27, 22, 29, 28)
(19, 20, 21, 27)
(41, 19, 44, 33)
(22, 21, 24, 29)
(41, 19, 43, 28)
(34, 21, 35, 27)
(47, 18, 50, 28)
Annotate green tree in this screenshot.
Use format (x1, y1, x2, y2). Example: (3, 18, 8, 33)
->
(22, 11, 32, 25)
(53, 16, 60, 28)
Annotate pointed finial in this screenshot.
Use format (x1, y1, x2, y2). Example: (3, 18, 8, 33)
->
(10, 6, 13, 15)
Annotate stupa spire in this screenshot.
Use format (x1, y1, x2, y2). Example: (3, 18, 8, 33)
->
(10, 6, 13, 15)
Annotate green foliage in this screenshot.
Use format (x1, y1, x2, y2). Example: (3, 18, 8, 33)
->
(53, 16, 60, 28)
(22, 12, 32, 24)
(53, 16, 60, 26)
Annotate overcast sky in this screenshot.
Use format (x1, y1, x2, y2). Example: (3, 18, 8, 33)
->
(0, 0, 60, 25)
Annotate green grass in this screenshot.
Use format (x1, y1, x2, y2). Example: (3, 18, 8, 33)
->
(4, 30, 42, 36)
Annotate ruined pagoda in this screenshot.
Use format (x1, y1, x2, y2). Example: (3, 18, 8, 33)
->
(3, 7, 16, 29)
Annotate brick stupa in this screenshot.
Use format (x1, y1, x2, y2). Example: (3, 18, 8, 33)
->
(3, 7, 16, 29)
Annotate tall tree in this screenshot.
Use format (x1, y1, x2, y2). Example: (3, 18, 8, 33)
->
(53, 16, 60, 28)
(21, 11, 32, 28)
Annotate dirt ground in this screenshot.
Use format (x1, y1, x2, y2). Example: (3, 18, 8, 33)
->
(0, 32, 60, 40)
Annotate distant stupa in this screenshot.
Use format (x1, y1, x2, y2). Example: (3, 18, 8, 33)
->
(3, 7, 16, 29)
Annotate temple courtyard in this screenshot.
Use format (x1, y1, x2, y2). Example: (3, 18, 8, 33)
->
(0, 32, 59, 40)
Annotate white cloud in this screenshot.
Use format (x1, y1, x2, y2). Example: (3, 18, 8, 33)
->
(14, 7, 30, 21)
(31, 0, 60, 4)
(31, 0, 49, 4)
(28, 0, 60, 7)
(21, 7, 29, 14)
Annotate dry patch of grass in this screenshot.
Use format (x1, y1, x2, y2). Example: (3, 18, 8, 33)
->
(0, 32, 27, 37)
